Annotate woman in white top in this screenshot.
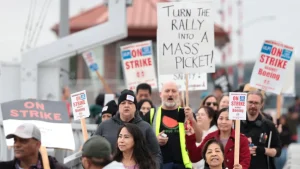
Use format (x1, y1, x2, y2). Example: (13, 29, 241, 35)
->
(192, 106, 218, 169)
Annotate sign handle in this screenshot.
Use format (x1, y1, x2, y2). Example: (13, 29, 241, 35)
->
(40, 146, 50, 169)
(181, 90, 185, 107)
(95, 71, 113, 94)
(81, 118, 89, 142)
(185, 73, 189, 106)
(276, 95, 281, 124)
(234, 120, 240, 165)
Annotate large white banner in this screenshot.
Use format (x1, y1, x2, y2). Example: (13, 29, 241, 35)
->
(157, 2, 215, 75)
(250, 40, 294, 94)
(120, 41, 158, 91)
(158, 73, 207, 91)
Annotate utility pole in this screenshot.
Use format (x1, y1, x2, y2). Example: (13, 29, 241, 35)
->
(59, 0, 70, 88)
(55, 0, 70, 163)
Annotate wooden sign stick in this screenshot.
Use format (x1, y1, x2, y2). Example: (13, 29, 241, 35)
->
(276, 95, 282, 124)
(234, 120, 241, 165)
(95, 71, 113, 94)
(185, 73, 189, 106)
(81, 118, 89, 142)
(40, 146, 50, 169)
(181, 90, 185, 107)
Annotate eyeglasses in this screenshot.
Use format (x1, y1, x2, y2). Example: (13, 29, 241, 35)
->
(206, 102, 218, 106)
(247, 101, 260, 106)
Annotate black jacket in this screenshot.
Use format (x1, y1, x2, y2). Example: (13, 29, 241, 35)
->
(0, 155, 69, 169)
(95, 112, 163, 168)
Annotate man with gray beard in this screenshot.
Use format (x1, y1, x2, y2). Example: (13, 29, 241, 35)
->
(149, 81, 192, 169)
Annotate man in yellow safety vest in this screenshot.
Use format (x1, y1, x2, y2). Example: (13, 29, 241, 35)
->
(150, 81, 192, 169)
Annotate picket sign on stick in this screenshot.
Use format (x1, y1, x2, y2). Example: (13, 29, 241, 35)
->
(82, 51, 113, 94)
(228, 92, 248, 165)
(40, 146, 50, 169)
(81, 118, 89, 142)
(181, 90, 185, 107)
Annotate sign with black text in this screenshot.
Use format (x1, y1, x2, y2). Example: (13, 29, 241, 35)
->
(211, 68, 232, 93)
(157, 2, 215, 74)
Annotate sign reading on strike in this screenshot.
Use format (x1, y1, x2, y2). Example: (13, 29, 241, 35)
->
(229, 92, 247, 120)
(71, 90, 90, 121)
(82, 51, 99, 71)
(158, 73, 207, 91)
(157, 2, 215, 75)
(120, 41, 158, 91)
(1, 99, 75, 150)
(250, 40, 294, 94)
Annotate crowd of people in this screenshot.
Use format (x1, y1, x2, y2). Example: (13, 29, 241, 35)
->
(1, 81, 299, 169)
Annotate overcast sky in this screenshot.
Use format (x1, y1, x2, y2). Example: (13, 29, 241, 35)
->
(0, 0, 299, 64)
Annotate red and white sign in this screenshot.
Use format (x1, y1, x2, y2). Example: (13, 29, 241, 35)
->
(229, 92, 247, 120)
(120, 41, 158, 91)
(71, 90, 90, 121)
(82, 51, 99, 71)
(250, 40, 294, 94)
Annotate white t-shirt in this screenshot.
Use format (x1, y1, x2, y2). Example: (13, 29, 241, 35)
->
(103, 161, 125, 169)
(192, 125, 218, 169)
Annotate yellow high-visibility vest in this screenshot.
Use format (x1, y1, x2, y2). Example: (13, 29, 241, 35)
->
(150, 106, 192, 169)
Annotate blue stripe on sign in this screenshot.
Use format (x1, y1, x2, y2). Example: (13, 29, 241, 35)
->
(142, 46, 152, 56)
(281, 49, 293, 61)
(122, 50, 131, 60)
(261, 43, 272, 55)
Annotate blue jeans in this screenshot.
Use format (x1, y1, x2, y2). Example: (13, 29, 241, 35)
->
(275, 147, 287, 169)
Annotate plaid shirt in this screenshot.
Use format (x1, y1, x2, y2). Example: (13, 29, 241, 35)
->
(15, 159, 42, 169)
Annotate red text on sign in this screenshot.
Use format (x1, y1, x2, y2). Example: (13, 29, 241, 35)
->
(259, 54, 287, 69)
(231, 101, 245, 106)
(10, 110, 62, 121)
(125, 58, 152, 69)
(73, 100, 85, 107)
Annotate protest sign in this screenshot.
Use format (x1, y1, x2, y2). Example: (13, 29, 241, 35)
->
(82, 51, 98, 71)
(71, 90, 90, 121)
(120, 41, 158, 91)
(158, 73, 207, 91)
(250, 40, 294, 94)
(1, 99, 75, 150)
(229, 92, 247, 120)
(282, 56, 295, 96)
(157, 2, 215, 75)
(211, 68, 232, 93)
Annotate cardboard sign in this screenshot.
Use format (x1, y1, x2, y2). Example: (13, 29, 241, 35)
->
(120, 41, 158, 91)
(158, 73, 207, 91)
(250, 40, 294, 94)
(71, 90, 90, 120)
(82, 51, 99, 71)
(211, 68, 232, 93)
(1, 99, 75, 150)
(229, 92, 247, 120)
(157, 2, 215, 75)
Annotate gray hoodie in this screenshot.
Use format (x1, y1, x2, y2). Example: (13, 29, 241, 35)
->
(95, 112, 163, 168)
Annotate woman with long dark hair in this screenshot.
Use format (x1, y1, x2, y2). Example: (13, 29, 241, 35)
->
(136, 99, 155, 123)
(202, 139, 227, 169)
(114, 123, 156, 169)
(201, 95, 219, 111)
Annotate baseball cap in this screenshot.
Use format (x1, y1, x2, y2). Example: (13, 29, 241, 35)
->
(6, 123, 41, 141)
(81, 136, 111, 158)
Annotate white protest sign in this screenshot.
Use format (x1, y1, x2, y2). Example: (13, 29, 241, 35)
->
(282, 56, 295, 97)
(229, 92, 247, 120)
(71, 90, 90, 121)
(82, 51, 99, 71)
(157, 2, 215, 75)
(250, 40, 294, 94)
(158, 73, 207, 91)
(120, 41, 158, 91)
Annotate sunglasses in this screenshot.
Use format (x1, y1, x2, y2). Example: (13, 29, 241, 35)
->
(206, 102, 218, 106)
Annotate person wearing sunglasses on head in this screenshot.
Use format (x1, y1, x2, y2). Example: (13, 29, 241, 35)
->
(200, 95, 219, 111)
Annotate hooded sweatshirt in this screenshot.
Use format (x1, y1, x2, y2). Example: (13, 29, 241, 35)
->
(95, 112, 163, 168)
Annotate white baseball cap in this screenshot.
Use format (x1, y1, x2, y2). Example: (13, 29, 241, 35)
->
(6, 123, 41, 141)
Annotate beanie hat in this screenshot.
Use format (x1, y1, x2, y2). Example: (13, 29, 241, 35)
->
(102, 100, 118, 116)
(118, 89, 137, 107)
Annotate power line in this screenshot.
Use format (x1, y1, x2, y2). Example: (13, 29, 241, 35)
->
(20, 0, 37, 52)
